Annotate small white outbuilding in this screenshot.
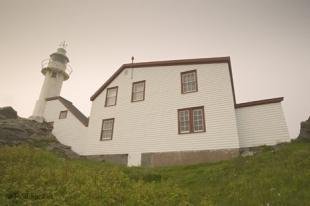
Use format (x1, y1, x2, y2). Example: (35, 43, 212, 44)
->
(31, 46, 290, 166)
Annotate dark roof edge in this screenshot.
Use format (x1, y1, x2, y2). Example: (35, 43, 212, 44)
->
(235, 97, 284, 108)
(46, 96, 72, 103)
(46, 96, 89, 126)
(90, 56, 232, 101)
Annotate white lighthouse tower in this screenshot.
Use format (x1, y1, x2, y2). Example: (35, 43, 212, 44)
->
(30, 42, 72, 122)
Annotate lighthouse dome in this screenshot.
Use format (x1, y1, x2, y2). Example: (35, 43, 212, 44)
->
(50, 48, 69, 63)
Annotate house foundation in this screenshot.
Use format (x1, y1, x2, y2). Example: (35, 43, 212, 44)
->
(84, 154, 128, 165)
(141, 148, 239, 167)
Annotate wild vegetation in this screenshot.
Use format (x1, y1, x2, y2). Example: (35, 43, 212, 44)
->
(0, 139, 309, 205)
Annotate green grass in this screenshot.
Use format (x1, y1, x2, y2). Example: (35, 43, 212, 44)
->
(0, 140, 309, 205)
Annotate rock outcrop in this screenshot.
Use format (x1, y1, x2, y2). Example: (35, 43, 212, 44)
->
(298, 116, 310, 140)
(0, 107, 79, 159)
(0, 107, 18, 120)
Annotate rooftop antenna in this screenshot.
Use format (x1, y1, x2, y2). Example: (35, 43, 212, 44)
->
(131, 56, 134, 79)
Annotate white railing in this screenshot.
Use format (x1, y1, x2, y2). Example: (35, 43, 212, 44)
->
(41, 59, 73, 75)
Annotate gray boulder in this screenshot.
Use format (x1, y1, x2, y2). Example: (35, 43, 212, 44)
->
(298, 116, 310, 139)
(0, 107, 17, 119)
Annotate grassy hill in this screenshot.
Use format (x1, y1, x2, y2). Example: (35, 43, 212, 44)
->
(0, 140, 309, 205)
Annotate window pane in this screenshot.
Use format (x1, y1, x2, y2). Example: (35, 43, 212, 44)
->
(106, 87, 117, 106)
(101, 119, 114, 140)
(179, 110, 190, 133)
(183, 73, 195, 83)
(103, 120, 113, 130)
(193, 109, 204, 132)
(106, 96, 116, 106)
(132, 81, 145, 101)
(182, 71, 197, 93)
(107, 88, 117, 97)
(102, 131, 112, 139)
(133, 91, 144, 101)
(134, 82, 144, 92)
(59, 111, 67, 119)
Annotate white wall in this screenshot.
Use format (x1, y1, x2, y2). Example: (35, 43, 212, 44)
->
(44, 100, 88, 154)
(31, 71, 64, 120)
(86, 63, 240, 166)
(236, 103, 290, 148)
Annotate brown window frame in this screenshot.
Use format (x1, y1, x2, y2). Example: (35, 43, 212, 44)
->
(131, 80, 146, 102)
(180, 70, 198, 94)
(100, 118, 115, 141)
(105, 86, 118, 107)
(59, 110, 68, 119)
(177, 106, 206, 134)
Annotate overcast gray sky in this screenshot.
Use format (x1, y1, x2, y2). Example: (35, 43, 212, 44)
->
(0, 0, 309, 138)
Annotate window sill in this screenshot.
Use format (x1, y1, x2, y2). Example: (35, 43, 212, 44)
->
(178, 130, 206, 135)
(100, 138, 113, 141)
(131, 99, 145, 103)
(181, 90, 198, 94)
(104, 104, 116, 107)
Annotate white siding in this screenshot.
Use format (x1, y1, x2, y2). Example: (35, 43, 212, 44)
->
(236, 103, 290, 148)
(44, 100, 88, 154)
(86, 63, 240, 166)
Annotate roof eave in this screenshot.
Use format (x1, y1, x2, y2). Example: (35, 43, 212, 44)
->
(235, 97, 284, 108)
(90, 56, 231, 101)
(46, 96, 89, 127)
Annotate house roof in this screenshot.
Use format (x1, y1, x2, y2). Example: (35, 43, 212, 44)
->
(89, 56, 285, 109)
(235, 97, 284, 108)
(90, 56, 235, 102)
(46, 96, 89, 126)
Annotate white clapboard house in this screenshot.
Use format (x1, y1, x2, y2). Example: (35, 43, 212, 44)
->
(30, 46, 290, 166)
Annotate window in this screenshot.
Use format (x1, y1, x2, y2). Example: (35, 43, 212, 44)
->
(131, 81, 145, 102)
(59, 110, 68, 119)
(105, 86, 118, 107)
(192, 108, 204, 132)
(181, 70, 198, 93)
(51, 71, 57, 78)
(179, 110, 190, 133)
(100, 118, 114, 141)
(178, 106, 205, 134)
